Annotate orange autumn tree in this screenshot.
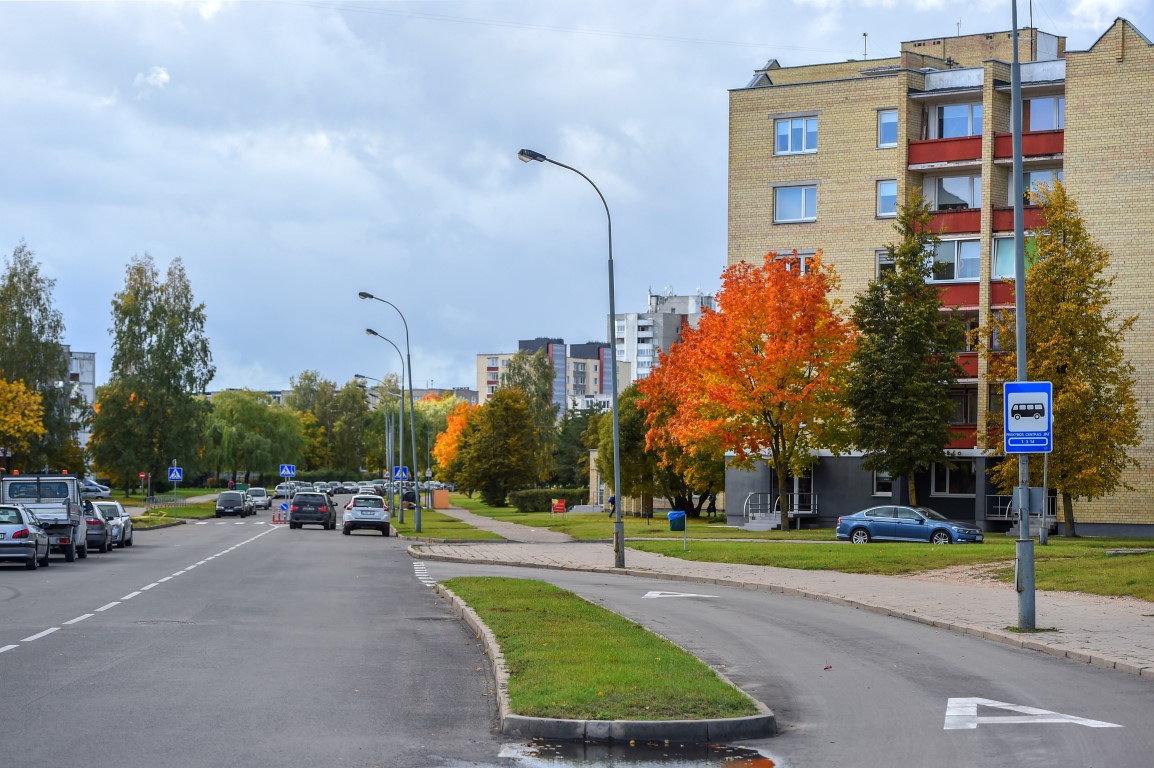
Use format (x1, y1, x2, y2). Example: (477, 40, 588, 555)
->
(656, 251, 856, 527)
(433, 401, 478, 488)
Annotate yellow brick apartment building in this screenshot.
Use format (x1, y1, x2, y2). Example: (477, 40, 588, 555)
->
(725, 19, 1153, 535)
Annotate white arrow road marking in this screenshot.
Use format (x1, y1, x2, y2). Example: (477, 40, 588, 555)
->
(944, 698, 1123, 730)
(643, 590, 718, 599)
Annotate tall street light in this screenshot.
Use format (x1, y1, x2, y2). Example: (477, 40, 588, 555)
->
(361, 297, 421, 533)
(363, 328, 417, 529)
(355, 373, 403, 518)
(517, 147, 624, 568)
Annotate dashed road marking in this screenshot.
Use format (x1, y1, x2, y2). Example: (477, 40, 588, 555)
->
(121, 591, 142, 600)
(0, 644, 18, 653)
(157, 576, 173, 583)
(95, 602, 120, 612)
(22, 628, 59, 642)
(141, 583, 159, 591)
(63, 614, 93, 625)
(412, 562, 437, 587)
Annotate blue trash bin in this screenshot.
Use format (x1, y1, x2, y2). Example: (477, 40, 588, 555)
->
(668, 510, 686, 532)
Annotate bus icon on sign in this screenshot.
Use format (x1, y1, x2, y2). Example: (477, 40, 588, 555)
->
(1011, 403, 1046, 420)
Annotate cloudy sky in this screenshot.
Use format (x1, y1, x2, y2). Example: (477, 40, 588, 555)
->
(2, 0, 1149, 394)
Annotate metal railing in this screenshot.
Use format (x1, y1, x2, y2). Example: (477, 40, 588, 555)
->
(146, 494, 189, 511)
(744, 492, 779, 528)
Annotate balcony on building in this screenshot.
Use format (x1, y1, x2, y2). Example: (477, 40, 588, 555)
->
(992, 205, 1044, 231)
(993, 128, 1063, 159)
(927, 206, 981, 234)
(908, 135, 982, 166)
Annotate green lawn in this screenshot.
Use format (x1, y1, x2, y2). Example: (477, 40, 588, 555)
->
(443, 577, 758, 721)
(392, 508, 504, 540)
(448, 494, 1154, 601)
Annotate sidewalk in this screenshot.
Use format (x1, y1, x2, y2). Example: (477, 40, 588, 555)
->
(412, 507, 1154, 680)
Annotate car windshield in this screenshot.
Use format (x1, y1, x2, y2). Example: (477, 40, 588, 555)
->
(917, 507, 950, 521)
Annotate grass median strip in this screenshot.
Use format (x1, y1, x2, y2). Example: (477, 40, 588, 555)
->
(392, 508, 503, 540)
(443, 576, 759, 721)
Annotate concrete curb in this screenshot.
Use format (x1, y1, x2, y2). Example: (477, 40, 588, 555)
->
(132, 520, 187, 531)
(413, 547, 1154, 682)
(434, 583, 776, 743)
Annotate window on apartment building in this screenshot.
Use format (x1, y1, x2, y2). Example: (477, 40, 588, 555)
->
(957, 313, 980, 352)
(1026, 96, 1065, 131)
(486, 385, 497, 395)
(774, 185, 817, 223)
(934, 175, 981, 210)
(1014, 169, 1064, 204)
(929, 239, 980, 281)
(775, 116, 818, 155)
(486, 357, 498, 367)
(873, 471, 893, 496)
(949, 387, 979, 425)
(877, 180, 898, 217)
(878, 109, 898, 148)
(937, 102, 982, 138)
(933, 459, 977, 496)
(993, 237, 1037, 280)
(876, 249, 896, 276)
(775, 251, 815, 273)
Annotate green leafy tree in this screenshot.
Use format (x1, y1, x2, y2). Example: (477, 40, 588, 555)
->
(203, 390, 305, 484)
(456, 388, 538, 506)
(982, 183, 1141, 536)
(501, 349, 558, 483)
(0, 378, 47, 461)
(330, 381, 370, 474)
(596, 384, 661, 516)
(361, 374, 404, 476)
(552, 406, 600, 487)
(286, 370, 338, 470)
(844, 193, 965, 505)
(92, 254, 214, 490)
(0, 242, 78, 471)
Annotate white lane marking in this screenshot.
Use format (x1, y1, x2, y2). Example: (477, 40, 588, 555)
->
(0, 644, 18, 653)
(185, 564, 198, 570)
(95, 602, 120, 612)
(196, 560, 208, 565)
(196, 522, 208, 525)
(643, 590, 718, 599)
(63, 614, 94, 625)
(234, 522, 245, 525)
(157, 576, 173, 583)
(140, 583, 159, 591)
(943, 698, 1123, 730)
(412, 562, 437, 587)
(254, 521, 265, 525)
(172, 571, 186, 576)
(121, 591, 142, 600)
(22, 628, 59, 642)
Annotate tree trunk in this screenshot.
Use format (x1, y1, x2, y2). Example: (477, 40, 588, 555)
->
(907, 474, 918, 507)
(777, 463, 791, 529)
(1061, 491, 1078, 537)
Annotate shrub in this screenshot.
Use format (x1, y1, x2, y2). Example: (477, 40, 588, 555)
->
(507, 488, 588, 513)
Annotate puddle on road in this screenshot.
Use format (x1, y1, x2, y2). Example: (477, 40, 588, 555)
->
(499, 739, 776, 767)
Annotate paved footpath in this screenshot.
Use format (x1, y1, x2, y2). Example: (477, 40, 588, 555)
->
(412, 507, 1154, 681)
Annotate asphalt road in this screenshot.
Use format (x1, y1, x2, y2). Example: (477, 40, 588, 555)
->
(426, 560, 1154, 768)
(0, 510, 501, 768)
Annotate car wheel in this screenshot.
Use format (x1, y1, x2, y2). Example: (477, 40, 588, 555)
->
(25, 552, 39, 570)
(40, 547, 50, 567)
(215, 512, 221, 518)
(126, 533, 134, 547)
(342, 526, 351, 535)
(78, 542, 88, 559)
(931, 530, 952, 545)
(382, 526, 389, 537)
(64, 540, 76, 562)
(850, 528, 871, 544)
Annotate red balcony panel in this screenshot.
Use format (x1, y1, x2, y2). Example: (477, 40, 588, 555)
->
(936, 283, 979, 307)
(993, 129, 1064, 158)
(908, 136, 982, 164)
(992, 206, 1044, 231)
(956, 353, 979, 377)
(486, 366, 499, 372)
(947, 429, 978, 450)
(924, 208, 980, 234)
(991, 282, 1016, 305)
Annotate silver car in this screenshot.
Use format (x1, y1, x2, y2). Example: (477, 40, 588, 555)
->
(247, 487, 272, 510)
(83, 503, 115, 553)
(0, 504, 51, 569)
(92, 500, 134, 547)
(342, 494, 391, 536)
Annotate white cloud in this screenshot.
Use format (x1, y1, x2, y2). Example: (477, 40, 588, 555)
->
(134, 65, 170, 90)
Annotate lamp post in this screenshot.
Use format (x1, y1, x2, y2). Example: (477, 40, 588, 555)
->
(355, 373, 403, 518)
(517, 148, 624, 568)
(362, 329, 416, 528)
(360, 293, 422, 533)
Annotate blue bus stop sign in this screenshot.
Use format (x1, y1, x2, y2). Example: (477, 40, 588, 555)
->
(1004, 381, 1053, 454)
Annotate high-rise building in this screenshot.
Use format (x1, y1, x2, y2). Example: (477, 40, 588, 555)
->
(613, 290, 714, 382)
(726, 19, 1154, 535)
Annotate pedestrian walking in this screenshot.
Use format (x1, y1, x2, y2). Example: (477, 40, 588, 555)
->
(607, 495, 616, 518)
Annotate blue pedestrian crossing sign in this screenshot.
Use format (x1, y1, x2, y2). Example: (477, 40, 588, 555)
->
(392, 466, 410, 481)
(168, 467, 183, 482)
(1004, 381, 1053, 454)
(279, 464, 297, 477)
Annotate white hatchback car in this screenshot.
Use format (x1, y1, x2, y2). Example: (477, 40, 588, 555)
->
(342, 494, 391, 536)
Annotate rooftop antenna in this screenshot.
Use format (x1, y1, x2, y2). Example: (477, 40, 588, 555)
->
(862, 32, 868, 59)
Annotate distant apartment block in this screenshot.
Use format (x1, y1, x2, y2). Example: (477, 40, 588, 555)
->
(476, 340, 630, 409)
(613, 290, 715, 382)
(67, 349, 96, 446)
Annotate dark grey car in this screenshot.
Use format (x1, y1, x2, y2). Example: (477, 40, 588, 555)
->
(83, 504, 115, 553)
(215, 491, 253, 518)
(288, 492, 334, 530)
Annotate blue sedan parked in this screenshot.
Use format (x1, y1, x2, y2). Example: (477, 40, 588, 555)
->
(836, 505, 984, 544)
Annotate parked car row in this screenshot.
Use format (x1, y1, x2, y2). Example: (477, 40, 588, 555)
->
(0, 499, 134, 571)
